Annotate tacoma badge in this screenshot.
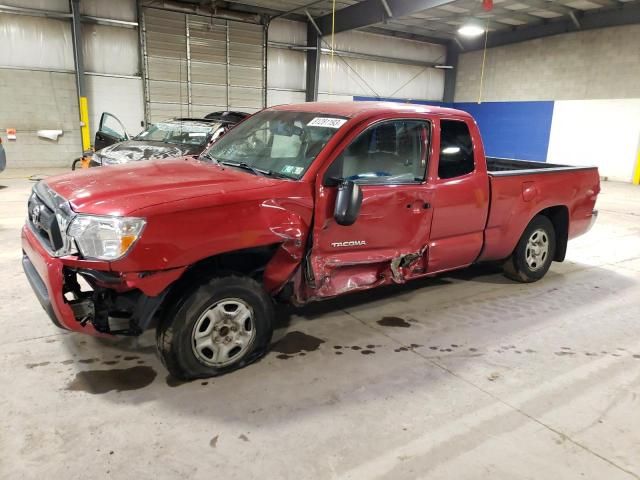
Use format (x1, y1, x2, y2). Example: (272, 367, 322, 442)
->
(331, 240, 367, 248)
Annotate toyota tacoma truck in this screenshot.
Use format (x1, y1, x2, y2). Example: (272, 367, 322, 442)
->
(22, 102, 600, 379)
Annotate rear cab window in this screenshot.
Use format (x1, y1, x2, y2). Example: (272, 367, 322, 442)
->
(438, 119, 475, 179)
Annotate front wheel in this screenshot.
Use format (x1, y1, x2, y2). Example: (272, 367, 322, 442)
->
(503, 215, 556, 283)
(156, 275, 274, 380)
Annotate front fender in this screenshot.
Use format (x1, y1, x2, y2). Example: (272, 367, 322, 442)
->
(109, 187, 314, 278)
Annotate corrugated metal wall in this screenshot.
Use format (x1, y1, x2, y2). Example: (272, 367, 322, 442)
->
(266, 19, 446, 106)
(267, 19, 306, 106)
(141, 7, 265, 123)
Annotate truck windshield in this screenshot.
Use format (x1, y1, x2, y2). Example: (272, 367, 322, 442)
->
(202, 110, 348, 180)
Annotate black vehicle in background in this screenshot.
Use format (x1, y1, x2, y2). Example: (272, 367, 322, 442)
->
(73, 111, 250, 169)
(204, 110, 250, 124)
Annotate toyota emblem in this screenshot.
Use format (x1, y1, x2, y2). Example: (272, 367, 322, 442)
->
(31, 205, 41, 228)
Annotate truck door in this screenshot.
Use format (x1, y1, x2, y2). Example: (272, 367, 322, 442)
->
(308, 119, 434, 298)
(426, 118, 490, 273)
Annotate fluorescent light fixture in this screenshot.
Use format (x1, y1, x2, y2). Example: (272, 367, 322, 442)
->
(434, 65, 454, 69)
(458, 24, 485, 37)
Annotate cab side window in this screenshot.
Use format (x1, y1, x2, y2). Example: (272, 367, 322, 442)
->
(438, 120, 475, 179)
(327, 120, 430, 184)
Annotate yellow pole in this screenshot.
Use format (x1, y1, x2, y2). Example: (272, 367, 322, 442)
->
(79, 96, 91, 151)
(633, 140, 640, 185)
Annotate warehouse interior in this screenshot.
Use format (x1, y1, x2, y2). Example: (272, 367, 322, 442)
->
(1, 0, 640, 478)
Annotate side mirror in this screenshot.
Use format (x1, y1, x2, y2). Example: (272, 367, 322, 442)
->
(334, 180, 363, 226)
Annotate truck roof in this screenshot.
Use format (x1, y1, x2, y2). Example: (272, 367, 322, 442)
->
(270, 101, 472, 120)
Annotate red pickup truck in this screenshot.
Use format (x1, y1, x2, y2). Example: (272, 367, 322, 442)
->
(22, 102, 599, 379)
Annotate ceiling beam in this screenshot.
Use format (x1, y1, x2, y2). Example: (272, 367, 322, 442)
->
(364, 25, 450, 45)
(462, 4, 640, 51)
(314, 0, 457, 35)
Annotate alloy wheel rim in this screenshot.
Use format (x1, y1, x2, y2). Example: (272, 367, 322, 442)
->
(525, 228, 549, 272)
(191, 298, 256, 367)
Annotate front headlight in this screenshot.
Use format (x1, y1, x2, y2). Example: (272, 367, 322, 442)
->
(67, 215, 146, 260)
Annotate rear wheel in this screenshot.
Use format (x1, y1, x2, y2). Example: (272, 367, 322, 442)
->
(156, 275, 274, 380)
(504, 215, 556, 283)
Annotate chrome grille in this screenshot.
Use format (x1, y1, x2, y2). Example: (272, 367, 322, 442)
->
(27, 182, 76, 257)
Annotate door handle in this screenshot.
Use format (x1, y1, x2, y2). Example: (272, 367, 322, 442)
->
(406, 201, 431, 210)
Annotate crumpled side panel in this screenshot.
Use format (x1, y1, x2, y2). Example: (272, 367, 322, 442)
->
(300, 247, 429, 302)
(262, 199, 312, 293)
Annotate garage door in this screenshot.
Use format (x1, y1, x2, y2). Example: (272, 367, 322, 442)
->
(141, 7, 266, 123)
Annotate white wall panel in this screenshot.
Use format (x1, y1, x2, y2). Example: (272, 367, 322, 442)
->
(319, 54, 444, 101)
(267, 22, 444, 103)
(0, 14, 73, 70)
(82, 24, 139, 76)
(547, 99, 640, 182)
(267, 89, 305, 106)
(324, 30, 445, 63)
(2, 0, 68, 12)
(317, 93, 355, 102)
(268, 18, 306, 46)
(267, 48, 305, 91)
(80, 0, 137, 22)
(315, 30, 445, 102)
(86, 75, 145, 138)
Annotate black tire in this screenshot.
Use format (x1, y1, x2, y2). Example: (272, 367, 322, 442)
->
(503, 215, 556, 283)
(156, 275, 274, 380)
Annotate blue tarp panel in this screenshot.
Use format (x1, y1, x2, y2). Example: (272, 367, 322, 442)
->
(452, 101, 554, 162)
(353, 96, 555, 162)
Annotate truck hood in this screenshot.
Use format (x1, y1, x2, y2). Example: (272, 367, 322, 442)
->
(46, 158, 282, 216)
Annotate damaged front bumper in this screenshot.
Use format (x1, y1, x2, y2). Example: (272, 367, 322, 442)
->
(22, 225, 183, 336)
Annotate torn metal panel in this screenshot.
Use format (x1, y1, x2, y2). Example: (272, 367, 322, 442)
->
(390, 246, 428, 283)
(261, 198, 312, 293)
(299, 245, 429, 301)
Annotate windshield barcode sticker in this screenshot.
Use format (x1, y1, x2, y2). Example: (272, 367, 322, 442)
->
(282, 165, 304, 175)
(307, 117, 347, 129)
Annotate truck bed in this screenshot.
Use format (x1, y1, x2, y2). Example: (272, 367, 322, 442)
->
(479, 158, 600, 263)
(487, 157, 597, 176)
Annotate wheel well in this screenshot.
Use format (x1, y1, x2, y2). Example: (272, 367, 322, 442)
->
(145, 244, 280, 331)
(538, 206, 569, 262)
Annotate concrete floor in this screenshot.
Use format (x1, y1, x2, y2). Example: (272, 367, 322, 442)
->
(1, 169, 639, 479)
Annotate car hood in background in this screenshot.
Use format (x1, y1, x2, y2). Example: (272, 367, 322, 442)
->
(98, 140, 203, 164)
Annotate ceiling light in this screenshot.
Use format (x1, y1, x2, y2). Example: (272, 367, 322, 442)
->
(458, 24, 485, 37)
